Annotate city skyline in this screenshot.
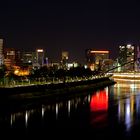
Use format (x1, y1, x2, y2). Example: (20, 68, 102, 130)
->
(0, 0, 140, 63)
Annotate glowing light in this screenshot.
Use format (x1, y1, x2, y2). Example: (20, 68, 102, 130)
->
(90, 64, 95, 71)
(114, 78, 140, 82)
(84, 65, 88, 69)
(14, 69, 19, 75)
(37, 49, 43, 52)
(90, 50, 109, 54)
(113, 73, 140, 80)
(127, 44, 131, 47)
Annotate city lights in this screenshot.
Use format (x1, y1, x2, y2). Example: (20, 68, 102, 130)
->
(37, 49, 43, 52)
(90, 50, 109, 54)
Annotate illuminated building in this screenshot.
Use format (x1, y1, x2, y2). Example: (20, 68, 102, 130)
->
(61, 51, 69, 69)
(36, 49, 44, 67)
(0, 39, 4, 66)
(4, 48, 21, 68)
(118, 44, 140, 72)
(21, 51, 37, 66)
(86, 49, 109, 71)
(14, 67, 30, 76)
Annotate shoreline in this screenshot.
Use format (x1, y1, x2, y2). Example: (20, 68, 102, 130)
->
(0, 77, 116, 106)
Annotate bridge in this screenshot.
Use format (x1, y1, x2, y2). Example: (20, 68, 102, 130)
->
(101, 59, 140, 80)
(101, 59, 137, 74)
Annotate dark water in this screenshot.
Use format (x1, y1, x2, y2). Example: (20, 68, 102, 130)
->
(1, 80, 140, 139)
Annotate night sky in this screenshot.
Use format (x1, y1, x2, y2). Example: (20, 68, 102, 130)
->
(0, 0, 140, 64)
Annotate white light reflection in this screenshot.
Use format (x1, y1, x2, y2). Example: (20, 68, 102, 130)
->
(42, 105, 45, 118)
(68, 100, 71, 117)
(130, 84, 136, 93)
(10, 114, 15, 126)
(88, 95, 91, 103)
(125, 99, 131, 131)
(118, 100, 125, 121)
(105, 87, 109, 99)
(136, 96, 140, 115)
(118, 101, 121, 121)
(25, 111, 28, 128)
(56, 104, 58, 119)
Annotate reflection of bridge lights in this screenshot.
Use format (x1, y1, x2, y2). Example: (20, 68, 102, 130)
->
(118, 101, 121, 121)
(125, 99, 131, 131)
(130, 84, 136, 89)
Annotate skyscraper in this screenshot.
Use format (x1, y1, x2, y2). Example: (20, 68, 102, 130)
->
(36, 49, 44, 67)
(118, 44, 136, 72)
(0, 39, 4, 66)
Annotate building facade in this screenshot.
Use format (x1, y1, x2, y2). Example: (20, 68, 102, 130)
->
(0, 39, 4, 66)
(86, 49, 109, 71)
(36, 49, 44, 67)
(61, 51, 69, 69)
(4, 48, 21, 68)
(118, 44, 137, 72)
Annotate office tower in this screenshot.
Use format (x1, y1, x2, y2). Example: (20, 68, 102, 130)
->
(0, 39, 4, 66)
(36, 49, 44, 67)
(86, 49, 109, 71)
(118, 44, 135, 72)
(4, 48, 21, 68)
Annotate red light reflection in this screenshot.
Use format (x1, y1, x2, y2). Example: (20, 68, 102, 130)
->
(90, 90, 108, 112)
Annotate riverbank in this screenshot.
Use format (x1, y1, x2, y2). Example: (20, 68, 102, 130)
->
(0, 77, 116, 106)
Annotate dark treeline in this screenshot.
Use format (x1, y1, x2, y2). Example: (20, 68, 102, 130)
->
(0, 65, 103, 85)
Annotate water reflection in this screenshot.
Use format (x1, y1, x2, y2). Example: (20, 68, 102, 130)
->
(90, 88, 108, 128)
(68, 100, 71, 117)
(42, 105, 45, 118)
(2, 80, 140, 137)
(9, 96, 87, 128)
(55, 104, 58, 119)
(113, 80, 140, 132)
(90, 89, 108, 112)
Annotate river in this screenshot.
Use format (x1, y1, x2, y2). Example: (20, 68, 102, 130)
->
(0, 79, 140, 139)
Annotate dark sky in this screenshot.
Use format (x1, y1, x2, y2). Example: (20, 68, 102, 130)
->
(0, 0, 140, 63)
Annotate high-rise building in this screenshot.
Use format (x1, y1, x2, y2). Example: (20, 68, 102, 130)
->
(4, 48, 21, 68)
(36, 49, 44, 67)
(0, 39, 4, 66)
(21, 51, 37, 65)
(118, 44, 140, 72)
(86, 49, 109, 71)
